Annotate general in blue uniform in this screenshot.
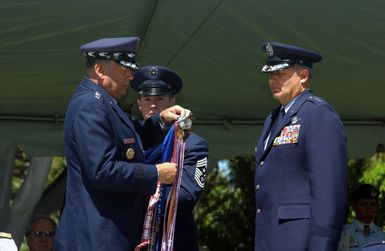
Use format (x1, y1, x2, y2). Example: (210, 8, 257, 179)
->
(131, 66, 209, 251)
(55, 37, 184, 251)
(254, 42, 348, 250)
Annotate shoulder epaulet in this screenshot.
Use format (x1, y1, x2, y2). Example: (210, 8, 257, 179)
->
(363, 240, 385, 247)
(0, 232, 12, 239)
(307, 95, 325, 105)
(373, 224, 385, 232)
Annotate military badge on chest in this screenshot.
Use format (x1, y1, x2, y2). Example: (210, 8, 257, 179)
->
(126, 148, 135, 160)
(273, 116, 301, 146)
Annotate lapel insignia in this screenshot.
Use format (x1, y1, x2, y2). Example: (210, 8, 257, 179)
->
(348, 235, 358, 246)
(290, 116, 301, 124)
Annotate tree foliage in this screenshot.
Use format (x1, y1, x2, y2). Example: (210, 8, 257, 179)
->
(195, 156, 255, 251)
(196, 150, 385, 250)
(11, 145, 30, 197)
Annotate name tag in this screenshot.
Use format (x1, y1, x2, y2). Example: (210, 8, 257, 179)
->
(123, 138, 135, 144)
(273, 125, 300, 146)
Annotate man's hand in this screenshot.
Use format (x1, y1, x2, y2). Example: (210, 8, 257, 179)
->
(156, 162, 177, 184)
(159, 105, 192, 127)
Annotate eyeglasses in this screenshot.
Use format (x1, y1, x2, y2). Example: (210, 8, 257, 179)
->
(27, 231, 55, 239)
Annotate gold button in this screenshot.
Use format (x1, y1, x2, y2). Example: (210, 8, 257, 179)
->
(256, 185, 260, 191)
(125, 148, 135, 160)
(259, 161, 264, 167)
(256, 208, 261, 214)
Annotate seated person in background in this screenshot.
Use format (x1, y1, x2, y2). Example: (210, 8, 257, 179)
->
(338, 184, 385, 250)
(25, 216, 56, 251)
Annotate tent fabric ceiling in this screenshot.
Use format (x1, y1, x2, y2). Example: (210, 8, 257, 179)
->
(0, 0, 384, 161)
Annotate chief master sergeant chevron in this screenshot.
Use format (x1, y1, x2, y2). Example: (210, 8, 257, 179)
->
(254, 41, 348, 251)
(55, 37, 192, 251)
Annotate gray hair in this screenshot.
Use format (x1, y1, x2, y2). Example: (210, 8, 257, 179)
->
(25, 216, 56, 236)
(293, 65, 313, 80)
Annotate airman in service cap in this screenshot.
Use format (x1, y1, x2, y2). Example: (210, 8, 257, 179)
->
(130, 65, 183, 96)
(261, 41, 322, 73)
(80, 37, 140, 71)
(352, 183, 379, 203)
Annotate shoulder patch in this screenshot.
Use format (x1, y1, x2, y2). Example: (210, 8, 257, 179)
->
(0, 232, 12, 239)
(195, 157, 208, 188)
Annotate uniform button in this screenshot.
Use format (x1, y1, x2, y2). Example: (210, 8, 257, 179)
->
(125, 148, 135, 160)
(256, 184, 260, 191)
(256, 208, 261, 214)
(259, 161, 264, 167)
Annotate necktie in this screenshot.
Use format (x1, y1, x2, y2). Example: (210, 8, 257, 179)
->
(364, 225, 370, 236)
(263, 108, 285, 150)
(270, 108, 285, 135)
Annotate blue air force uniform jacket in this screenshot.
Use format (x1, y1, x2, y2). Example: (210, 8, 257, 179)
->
(55, 77, 163, 251)
(145, 132, 208, 251)
(254, 90, 348, 251)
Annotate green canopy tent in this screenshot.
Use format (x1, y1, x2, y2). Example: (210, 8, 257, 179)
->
(1, 0, 384, 161)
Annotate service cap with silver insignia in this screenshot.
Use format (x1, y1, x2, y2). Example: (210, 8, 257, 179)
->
(126, 148, 135, 160)
(260, 41, 322, 73)
(130, 65, 183, 96)
(148, 66, 159, 77)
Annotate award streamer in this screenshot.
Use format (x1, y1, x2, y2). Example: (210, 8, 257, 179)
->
(136, 116, 191, 251)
